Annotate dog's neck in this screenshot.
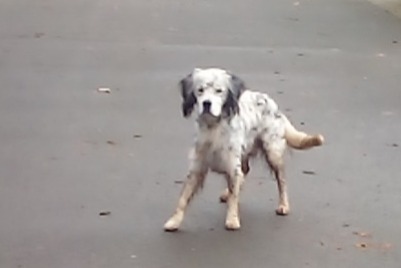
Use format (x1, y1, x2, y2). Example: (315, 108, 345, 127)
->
(196, 113, 238, 129)
(197, 120, 219, 130)
(196, 116, 233, 139)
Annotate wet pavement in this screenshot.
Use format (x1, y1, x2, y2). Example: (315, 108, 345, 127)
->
(0, 0, 400, 267)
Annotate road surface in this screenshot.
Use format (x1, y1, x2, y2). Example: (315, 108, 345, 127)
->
(0, 0, 400, 267)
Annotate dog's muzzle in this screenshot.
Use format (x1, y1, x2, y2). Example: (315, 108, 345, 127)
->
(199, 100, 220, 127)
(202, 101, 212, 114)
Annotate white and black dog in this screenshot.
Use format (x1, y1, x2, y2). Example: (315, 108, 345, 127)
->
(164, 68, 324, 231)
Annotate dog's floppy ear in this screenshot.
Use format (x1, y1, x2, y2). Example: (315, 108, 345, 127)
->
(180, 73, 196, 117)
(222, 73, 246, 117)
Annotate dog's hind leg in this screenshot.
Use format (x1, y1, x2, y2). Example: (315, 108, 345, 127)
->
(164, 171, 206, 232)
(263, 140, 290, 215)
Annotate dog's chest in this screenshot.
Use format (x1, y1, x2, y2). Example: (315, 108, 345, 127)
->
(204, 144, 232, 173)
(197, 124, 249, 174)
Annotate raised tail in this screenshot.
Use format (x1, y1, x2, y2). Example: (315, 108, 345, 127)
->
(283, 115, 324, 150)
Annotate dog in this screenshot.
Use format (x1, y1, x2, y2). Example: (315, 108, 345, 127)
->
(164, 68, 324, 231)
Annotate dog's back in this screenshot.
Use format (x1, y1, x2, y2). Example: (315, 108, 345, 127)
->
(236, 90, 324, 152)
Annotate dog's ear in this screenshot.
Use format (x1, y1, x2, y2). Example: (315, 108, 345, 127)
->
(222, 73, 246, 117)
(229, 73, 246, 100)
(180, 73, 196, 117)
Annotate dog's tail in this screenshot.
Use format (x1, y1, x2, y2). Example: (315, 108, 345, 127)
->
(283, 115, 324, 150)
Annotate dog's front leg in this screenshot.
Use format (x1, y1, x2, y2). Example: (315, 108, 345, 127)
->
(164, 170, 205, 232)
(225, 167, 244, 230)
(164, 145, 209, 231)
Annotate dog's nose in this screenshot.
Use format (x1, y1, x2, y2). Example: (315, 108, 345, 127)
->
(202, 101, 211, 112)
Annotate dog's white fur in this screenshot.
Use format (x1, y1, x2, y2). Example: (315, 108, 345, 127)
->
(164, 68, 324, 231)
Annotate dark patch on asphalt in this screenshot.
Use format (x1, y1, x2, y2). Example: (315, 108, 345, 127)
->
(99, 211, 111, 216)
(287, 17, 299, 22)
(34, 32, 45, 38)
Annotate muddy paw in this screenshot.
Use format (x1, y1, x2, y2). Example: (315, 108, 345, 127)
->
(225, 217, 241, 230)
(164, 215, 183, 232)
(275, 205, 290, 216)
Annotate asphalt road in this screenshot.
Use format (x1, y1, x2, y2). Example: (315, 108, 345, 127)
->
(0, 0, 400, 267)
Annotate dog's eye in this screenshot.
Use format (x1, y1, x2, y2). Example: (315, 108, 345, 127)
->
(198, 88, 204, 93)
(216, 88, 223, 93)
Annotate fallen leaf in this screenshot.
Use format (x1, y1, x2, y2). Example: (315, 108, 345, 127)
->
(353, 231, 372, 238)
(174, 180, 184, 184)
(393, 40, 398, 44)
(355, 242, 368, 249)
(106, 140, 116, 145)
(133, 134, 142, 138)
(97, 87, 111, 93)
(359, 232, 372, 238)
(302, 170, 316, 175)
(342, 223, 350, 228)
(99, 211, 111, 216)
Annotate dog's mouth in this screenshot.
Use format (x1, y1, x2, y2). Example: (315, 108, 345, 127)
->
(198, 112, 221, 127)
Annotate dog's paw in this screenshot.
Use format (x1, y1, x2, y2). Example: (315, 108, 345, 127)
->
(225, 216, 241, 230)
(219, 189, 229, 203)
(315, 134, 325, 146)
(275, 205, 290, 216)
(164, 214, 183, 232)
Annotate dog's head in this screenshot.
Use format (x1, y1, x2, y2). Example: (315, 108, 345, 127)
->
(179, 68, 246, 125)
